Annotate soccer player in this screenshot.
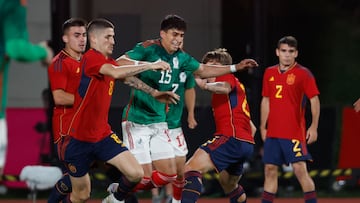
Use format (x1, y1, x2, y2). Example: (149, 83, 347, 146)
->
(0, 0, 53, 180)
(60, 18, 179, 203)
(47, 18, 87, 203)
(260, 36, 320, 203)
(151, 72, 197, 203)
(354, 98, 360, 112)
(116, 14, 258, 203)
(181, 48, 256, 203)
(162, 71, 198, 203)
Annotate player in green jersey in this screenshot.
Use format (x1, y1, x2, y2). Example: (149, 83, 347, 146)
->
(105, 14, 258, 203)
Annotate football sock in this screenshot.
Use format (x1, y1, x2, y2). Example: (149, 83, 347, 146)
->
(261, 190, 275, 203)
(227, 185, 246, 203)
(172, 178, 185, 200)
(181, 171, 202, 203)
(47, 173, 72, 203)
(304, 191, 317, 203)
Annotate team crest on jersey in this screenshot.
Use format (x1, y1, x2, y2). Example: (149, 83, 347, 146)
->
(179, 72, 187, 83)
(173, 57, 179, 69)
(286, 73, 296, 85)
(76, 67, 80, 73)
(269, 76, 274, 81)
(68, 163, 77, 173)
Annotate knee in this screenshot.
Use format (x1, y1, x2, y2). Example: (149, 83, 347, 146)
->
(72, 189, 91, 202)
(127, 168, 144, 183)
(264, 165, 278, 178)
(238, 193, 247, 202)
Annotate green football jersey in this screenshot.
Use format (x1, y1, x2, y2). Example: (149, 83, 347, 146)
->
(166, 71, 195, 129)
(122, 39, 200, 124)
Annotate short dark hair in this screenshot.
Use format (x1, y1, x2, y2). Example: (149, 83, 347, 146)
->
(87, 18, 114, 35)
(201, 48, 233, 65)
(160, 14, 187, 32)
(277, 36, 298, 49)
(62, 18, 87, 34)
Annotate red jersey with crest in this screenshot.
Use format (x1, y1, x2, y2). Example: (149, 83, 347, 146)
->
(262, 63, 319, 141)
(67, 49, 117, 142)
(48, 50, 81, 143)
(212, 74, 254, 144)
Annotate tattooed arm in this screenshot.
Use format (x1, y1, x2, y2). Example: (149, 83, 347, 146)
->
(124, 76, 180, 104)
(99, 61, 170, 79)
(195, 78, 231, 94)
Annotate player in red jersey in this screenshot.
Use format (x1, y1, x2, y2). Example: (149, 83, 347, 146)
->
(181, 48, 257, 203)
(47, 18, 87, 203)
(260, 36, 320, 203)
(59, 18, 179, 203)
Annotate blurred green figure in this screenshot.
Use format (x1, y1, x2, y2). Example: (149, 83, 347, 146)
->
(0, 0, 53, 178)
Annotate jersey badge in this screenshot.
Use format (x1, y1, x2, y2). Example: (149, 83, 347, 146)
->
(173, 57, 179, 69)
(286, 73, 296, 85)
(269, 76, 274, 81)
(68, 163, 77, 173)
(179, 72, 187, 83)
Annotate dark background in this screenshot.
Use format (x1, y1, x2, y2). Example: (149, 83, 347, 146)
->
(49, 0, 360, 173)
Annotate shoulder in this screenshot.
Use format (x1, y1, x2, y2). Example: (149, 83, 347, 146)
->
(264, 65, 278, 75)
(295, 63, 315, 77)
(141, 39, 161, 48)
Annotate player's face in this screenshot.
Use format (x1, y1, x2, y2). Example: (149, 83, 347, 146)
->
(204, 60, 220, 83)
(97, 28, 115, 56)
(160, 28, 184, 54)
(276, 44, 298, 68)
(63, 26, 87, 55)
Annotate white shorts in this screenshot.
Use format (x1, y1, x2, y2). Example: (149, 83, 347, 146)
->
(0, 118, 8, 168)
(168, 127, 188, 157)
(121, 121, 175, 164)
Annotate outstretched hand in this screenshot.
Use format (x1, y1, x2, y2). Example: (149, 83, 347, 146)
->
(235, 59, 258, 71)
(354, 98, 360, 112)
(151, 90, 180, 104)
(150, 61, 171, 71)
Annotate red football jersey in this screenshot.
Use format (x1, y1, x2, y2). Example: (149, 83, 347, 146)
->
(48, 50, 81, 143)
(67, 49, 117, 142)
(262, 63, 320, 141)
(212, 74, 254, 144)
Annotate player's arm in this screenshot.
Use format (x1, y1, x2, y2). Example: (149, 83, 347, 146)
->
(115, 55, 151, 66)
(193, 59, 258, 79)
(195, 78, 231, 94)
(124, 76, 179, 104)
(99, 60, 170, 79)
(306, 95, 320, 144)
(260, 96, 270, 141)
(185, 88, 197, 129)
(52, 89, 74, 106)
(353, 98, 360, 112)
(250, 120, 257, 137)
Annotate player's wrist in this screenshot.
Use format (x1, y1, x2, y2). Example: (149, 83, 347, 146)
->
(230, 65, 236, 73)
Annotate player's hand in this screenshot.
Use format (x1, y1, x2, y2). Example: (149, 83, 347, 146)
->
(149, 61, 171, 71)
(306, 125, 318, 144)
(187, 114, 198, 129)
(235, 59, 258, 71)
(39, 40, 54, 67)
(260, 126, 267, 141)
(353, 98, 360, 112)
(151, 90, 180, 104)
(195, 78, 207, 90)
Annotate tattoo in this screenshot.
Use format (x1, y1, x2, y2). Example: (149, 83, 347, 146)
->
(205, 82, 229, 94)
(124, 76, 155, 94)
(115, 64, 150, 77)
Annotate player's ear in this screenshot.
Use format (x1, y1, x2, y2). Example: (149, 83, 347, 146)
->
(160, 30, 166, 39)
(275, 48, 279, 57)
(62, 35, 68, 43)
